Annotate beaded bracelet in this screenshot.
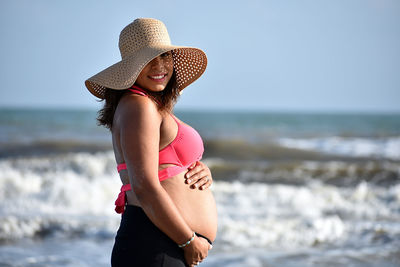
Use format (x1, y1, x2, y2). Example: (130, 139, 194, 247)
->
(178, 232, 196, 248)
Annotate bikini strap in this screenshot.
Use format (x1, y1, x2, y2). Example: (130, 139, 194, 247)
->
(117, 163, 127, 173)
(128, 85, 161, 105)
(170, 113, 179, 124)
(128, 85, 148, 96)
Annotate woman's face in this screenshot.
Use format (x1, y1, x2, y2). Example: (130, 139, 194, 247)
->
(135, 52, 174, 92)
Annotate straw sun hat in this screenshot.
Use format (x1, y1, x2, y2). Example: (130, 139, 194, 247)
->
(85, 18, 207, 99)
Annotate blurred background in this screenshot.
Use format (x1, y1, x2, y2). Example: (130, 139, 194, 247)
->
(0, 0, 399, 266)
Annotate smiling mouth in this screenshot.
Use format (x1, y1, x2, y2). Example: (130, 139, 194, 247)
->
(148, 73, 167, 82)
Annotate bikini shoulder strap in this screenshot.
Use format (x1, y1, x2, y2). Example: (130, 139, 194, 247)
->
(128, 85, 148, 96)
(128, 85, 161, 105)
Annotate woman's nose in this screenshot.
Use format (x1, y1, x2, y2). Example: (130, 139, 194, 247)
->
(150, 56, 164, 69)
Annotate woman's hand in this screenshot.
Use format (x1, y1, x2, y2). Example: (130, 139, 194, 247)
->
(185, 161, 213, 190)
(183, 235, 212, 266)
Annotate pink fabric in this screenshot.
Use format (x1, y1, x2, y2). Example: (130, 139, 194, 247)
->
(115, 184, 132, 214)
(158, 164, 195, 181)
(117, 163, 127, 173)
(116, 113, 204, 178)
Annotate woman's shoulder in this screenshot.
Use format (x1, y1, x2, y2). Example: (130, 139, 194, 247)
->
(114, 92, 162, 128)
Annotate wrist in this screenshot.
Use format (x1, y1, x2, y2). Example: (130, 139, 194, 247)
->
(178, 232, 196, 248)
(182, 235, 201, 251)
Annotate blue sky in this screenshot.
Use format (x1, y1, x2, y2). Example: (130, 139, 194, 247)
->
(0, 0, 399, 112)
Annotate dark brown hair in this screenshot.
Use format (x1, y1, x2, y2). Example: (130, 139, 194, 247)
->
(97, 71, 178, 130)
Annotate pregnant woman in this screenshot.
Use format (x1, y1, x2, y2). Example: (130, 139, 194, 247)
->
(85, 18, 217, 267)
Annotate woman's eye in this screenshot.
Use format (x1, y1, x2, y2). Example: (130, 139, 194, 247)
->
(161, 52, 171, 58)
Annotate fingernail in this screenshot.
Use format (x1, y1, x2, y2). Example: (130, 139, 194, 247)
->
(210, 245, 213, 250)
(187, 179, 192, 183)
(194, 184, 198, 188)
(186, 174, 191, 178)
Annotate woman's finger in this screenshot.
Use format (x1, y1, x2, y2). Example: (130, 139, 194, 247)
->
(185, 162, 203, 178)
(193, 175, 212, 189)
(199, 174, 213, 190)
(185, 166, 209, 181)
(191, 175, 209, 189)
(185, 169, 208, 185)
(188, 161, 197, 170)
(199, 178, 212, 190)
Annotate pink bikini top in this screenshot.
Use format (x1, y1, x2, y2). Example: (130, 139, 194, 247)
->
(115, 85, 204, 214)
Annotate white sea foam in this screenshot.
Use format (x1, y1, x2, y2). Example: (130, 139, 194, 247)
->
(0, 152, 399, 254)
(278, 136, 400, 160)
(213, 180, 400, 250)
(0, 151, 121, 240)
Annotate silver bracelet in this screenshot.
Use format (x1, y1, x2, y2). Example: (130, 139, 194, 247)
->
(178, 232, 196, 248)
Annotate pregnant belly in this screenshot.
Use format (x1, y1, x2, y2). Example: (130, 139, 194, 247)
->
(161, 172, 218, 242)
(125, 169, 218, 242)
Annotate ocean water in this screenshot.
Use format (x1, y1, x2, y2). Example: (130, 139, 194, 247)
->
(0, 108, 399, 267)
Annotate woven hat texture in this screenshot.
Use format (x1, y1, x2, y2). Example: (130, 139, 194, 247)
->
(85, 18, 207, 99)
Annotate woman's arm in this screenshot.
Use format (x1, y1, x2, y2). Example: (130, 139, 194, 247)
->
(116, 95, 210, 265)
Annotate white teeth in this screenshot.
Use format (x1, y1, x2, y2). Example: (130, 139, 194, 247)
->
(150, 74, 165, 79)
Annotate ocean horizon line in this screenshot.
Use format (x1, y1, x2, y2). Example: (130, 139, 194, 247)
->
(1, 105, 400, 115)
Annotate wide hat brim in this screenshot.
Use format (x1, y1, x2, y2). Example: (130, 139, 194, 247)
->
(85, 45, 207, 99)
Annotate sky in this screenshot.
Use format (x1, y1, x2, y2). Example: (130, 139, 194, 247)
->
(0, 0, 399, 112)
